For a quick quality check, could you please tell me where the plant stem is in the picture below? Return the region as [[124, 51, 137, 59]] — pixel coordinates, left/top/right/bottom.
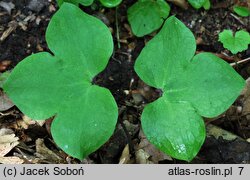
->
[[115, 7, 121, 49]]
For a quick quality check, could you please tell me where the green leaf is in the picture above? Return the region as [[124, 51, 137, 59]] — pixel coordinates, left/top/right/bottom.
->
[[141, 99, 205, 161], [0, 71, 10, 89], [3, 3, 118, 160], [135, 16, 245, 161], [57, 0, 122, 7], [233, 6, 250, 17], [219, 30, 250, 54], [57, 0, 94, 6], [127, 0, 170, 37], [99, 0, 122, 8], [57, 0, 64, 6], [203, 0, 210, 10], [188, 0, 210, 9]]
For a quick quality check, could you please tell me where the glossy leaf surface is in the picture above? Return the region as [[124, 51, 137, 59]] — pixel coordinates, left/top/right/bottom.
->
[[3, 3, 118, 160], [188, 0, 210, 9], [128, 0, 170, 37], [135, 16, 245, 161], [99, 0, 122, 8]]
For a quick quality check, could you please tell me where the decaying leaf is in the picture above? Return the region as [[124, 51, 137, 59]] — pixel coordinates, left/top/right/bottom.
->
[[206, 124, 239, 141], [0, 61, 11, 72], [35, 138, 63, 163], [241, 78, 250, 116], [0, 91, 14, 111], [138, 130, 172, 163], [135, 149, 152, 164], [0, 156, 24, 164], [0, 128, 19, 157], [204, 124, 250, 163], [119, 144, 130, 164], [22, 115, 46, 127]]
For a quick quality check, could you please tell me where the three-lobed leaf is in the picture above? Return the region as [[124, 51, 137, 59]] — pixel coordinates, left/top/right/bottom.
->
[[219, 29, 250, 54], [127, 0, 170, 37], [3, 0, 246, 162], [3, 3, 118, 160], [135, 16, 245, 161]]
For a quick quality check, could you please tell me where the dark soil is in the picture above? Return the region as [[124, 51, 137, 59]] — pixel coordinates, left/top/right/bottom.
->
[[0, 0, 250, 164]]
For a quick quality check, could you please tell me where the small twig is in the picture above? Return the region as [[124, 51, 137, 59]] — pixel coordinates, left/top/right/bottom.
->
[[115, 7, 121, 49], [112, 56, 121, 64], [0, 111, 14, 117], [116, 51, 132, 62], [230, 13, 245, 26], [0, 21, 17, 41], [230, 57, 250, 67], [233, 54, 239, 70], [118, 107, 134, 154], [119, 118, 134, 154]]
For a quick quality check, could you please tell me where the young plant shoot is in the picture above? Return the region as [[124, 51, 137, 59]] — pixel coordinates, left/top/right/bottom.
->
[[219, 30, 250, 54]]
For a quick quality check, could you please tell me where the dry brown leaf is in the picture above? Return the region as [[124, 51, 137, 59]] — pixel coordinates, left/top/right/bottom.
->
[[0, 21, 17, 42], [8, 115, 45, 131], [22, 115, 46, 127], [166, 0, 188, 9], [119, 144, 130, 164], [35, 138, 63, 163], [135, 149, 152, 164], [0, 60, 11, 72], [0, 128, 19, 157], [241, 78, 250, 115], [207, 124, 240, 141], [0, 156, 24, 164], [0, 91, 14, 111], [137, 130, 172, 163], [0, 128, 13, 136]]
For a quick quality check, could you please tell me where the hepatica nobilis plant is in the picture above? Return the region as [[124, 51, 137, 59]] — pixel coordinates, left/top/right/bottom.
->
[[3, 3, 245, 161], [134, 16, 245, 161], [3, 3, 118, 159]]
